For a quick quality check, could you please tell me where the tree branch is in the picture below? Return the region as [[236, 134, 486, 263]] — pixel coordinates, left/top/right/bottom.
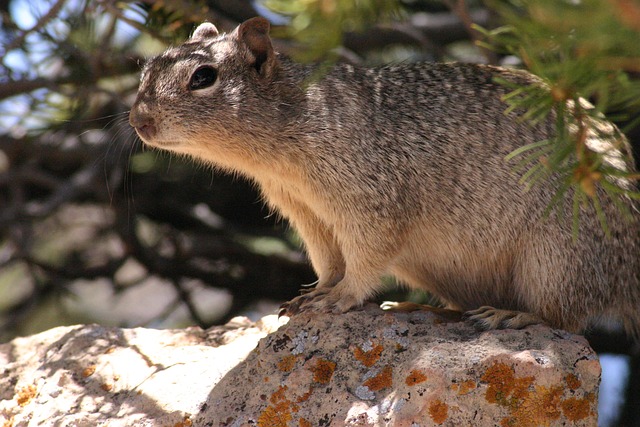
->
[[2, 0, 67, 54]]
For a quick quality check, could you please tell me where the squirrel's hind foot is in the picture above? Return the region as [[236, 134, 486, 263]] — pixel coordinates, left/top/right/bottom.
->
[[463, 306, 544, 331], [381, 302, 463, 322], [279, 287, 362, 317]]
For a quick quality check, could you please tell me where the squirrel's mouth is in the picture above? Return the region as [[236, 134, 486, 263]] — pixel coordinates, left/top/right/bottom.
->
[[132, 127, 181, 149], [133, 124, 156, 142], [139, 138, 181, 149]]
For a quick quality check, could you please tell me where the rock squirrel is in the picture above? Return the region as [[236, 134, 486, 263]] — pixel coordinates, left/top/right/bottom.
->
[[129, 17, 640, 336]]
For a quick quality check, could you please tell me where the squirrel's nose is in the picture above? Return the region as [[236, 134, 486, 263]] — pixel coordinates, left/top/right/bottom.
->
[[129, 108, 157, 141]]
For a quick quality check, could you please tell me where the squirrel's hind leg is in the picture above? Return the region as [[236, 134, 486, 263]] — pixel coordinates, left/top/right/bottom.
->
[[463, 306, 544, 331]]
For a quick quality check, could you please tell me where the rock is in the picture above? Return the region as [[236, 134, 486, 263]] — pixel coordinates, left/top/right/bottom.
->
[[0, 305, 599, 426]]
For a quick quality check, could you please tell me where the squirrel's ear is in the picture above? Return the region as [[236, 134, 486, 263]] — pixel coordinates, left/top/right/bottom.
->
[[191, 22, 219, 41], [235, 17, 275, 77]]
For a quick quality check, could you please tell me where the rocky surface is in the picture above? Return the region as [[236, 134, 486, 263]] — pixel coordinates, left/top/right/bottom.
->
[[0, 304, 599, 426]]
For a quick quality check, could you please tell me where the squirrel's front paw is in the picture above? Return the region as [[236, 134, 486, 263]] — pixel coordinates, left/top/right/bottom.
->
[[279, 288, 361, 317]]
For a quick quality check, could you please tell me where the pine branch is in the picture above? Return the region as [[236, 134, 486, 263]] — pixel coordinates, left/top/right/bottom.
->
[[479, 0, 640, 226]]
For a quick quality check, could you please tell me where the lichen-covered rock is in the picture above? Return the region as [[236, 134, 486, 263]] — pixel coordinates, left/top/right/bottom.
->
[[0, 305, 599, 426], [206, 305, 599, 426]]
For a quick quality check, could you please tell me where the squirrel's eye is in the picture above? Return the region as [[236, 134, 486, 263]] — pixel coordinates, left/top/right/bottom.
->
[[189, 66, 218, 90]]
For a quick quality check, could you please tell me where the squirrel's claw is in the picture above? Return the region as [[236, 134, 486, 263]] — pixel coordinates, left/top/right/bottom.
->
[[278, 295, 307, 317], [279, 287, 361, 317], [279, 288, 329, 317]]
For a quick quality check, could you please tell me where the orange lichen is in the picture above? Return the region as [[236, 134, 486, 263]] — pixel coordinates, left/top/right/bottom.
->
[[561, 394, 594, 421], [460, 379, 477, 395], [428, 399, 448, 424], [481, 361, 595, 425], [482, 362, 519, 405], [296, 386, 313, 403], [565, 373, 581, 390], [405, 369, 428, 386], [2, 416, 14, 427], [173, 417, 192, 427], [299, 418, 312, 427], [500, 418, 514, 427], [101, 383, 113, 392], [16, 385, 37, 407], [353, 343, 384, 367], [508, 385, 562, 427], [270, 385, 289, 405], [451, 379, 476, 395], [511, 376, 534, 401], [257, 405, 292, 427], [277, 355, 297, 372], [82, 365, 96, 378], [259, 386, 296, 427], [363, 365, 393, 391], [309, 359, 336, 384]]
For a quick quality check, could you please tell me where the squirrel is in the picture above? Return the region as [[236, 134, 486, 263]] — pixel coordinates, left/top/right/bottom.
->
[[129, 17, 640, 336]]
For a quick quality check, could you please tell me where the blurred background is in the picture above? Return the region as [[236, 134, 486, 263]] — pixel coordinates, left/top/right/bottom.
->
[[0, 0, 638, 425]]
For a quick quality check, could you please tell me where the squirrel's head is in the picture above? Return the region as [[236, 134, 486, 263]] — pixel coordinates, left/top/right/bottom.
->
[[129, 17, 289, 169]]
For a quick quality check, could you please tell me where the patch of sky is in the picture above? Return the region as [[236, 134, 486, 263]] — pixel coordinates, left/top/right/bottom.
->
[[253, 0, 290, 25], [0, 0, 146, 135], [10, 0, 39, 30], [598, 354, 630, 427]]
